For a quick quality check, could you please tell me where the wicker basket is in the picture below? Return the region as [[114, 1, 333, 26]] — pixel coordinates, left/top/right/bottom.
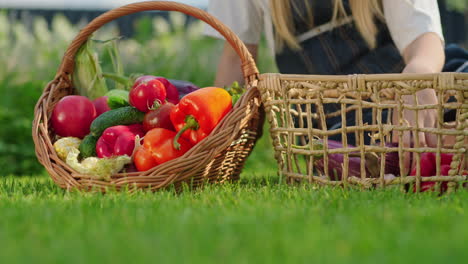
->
[[32, 1, 263, 192], [258, 73, 468, 191]]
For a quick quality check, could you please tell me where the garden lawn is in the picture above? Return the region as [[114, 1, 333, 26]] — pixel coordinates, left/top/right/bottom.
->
[[1, 170, 467, 263]]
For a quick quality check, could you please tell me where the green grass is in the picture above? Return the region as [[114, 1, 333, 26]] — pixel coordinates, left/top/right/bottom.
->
[[1, 175, 467, 264], [1, 113, 467, 264]]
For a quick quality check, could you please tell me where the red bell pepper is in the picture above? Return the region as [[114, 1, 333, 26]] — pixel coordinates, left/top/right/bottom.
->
[[134, 128, 193, 171], [96, 124, 145, 158], [134, 147, 158, 172], [170, 87, 232, 149]]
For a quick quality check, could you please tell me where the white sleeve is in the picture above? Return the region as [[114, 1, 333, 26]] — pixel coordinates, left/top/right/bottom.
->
[[383, 0, 445, 54], [203, 0, 263, 44]]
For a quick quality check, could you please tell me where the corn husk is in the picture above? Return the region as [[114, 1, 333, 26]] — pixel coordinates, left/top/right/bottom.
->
[[106, 39, 126, 90], [72, 40, 108, 99]]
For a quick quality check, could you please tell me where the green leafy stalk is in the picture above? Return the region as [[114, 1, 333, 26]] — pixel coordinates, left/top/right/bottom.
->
[[102, 72, 132, 88]]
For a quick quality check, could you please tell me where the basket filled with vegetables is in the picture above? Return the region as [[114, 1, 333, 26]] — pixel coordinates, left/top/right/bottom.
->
[[32, 1, 263, 192], [258, 73, 468, 193]]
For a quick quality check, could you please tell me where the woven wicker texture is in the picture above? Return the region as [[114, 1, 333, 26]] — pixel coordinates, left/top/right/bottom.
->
[[32, 1, 263, 192], [258, 73, 468, 191]]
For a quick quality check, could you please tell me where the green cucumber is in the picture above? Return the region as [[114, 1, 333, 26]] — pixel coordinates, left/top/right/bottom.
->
[[90, 106, 145, 137], [79, 135, 99, 158]]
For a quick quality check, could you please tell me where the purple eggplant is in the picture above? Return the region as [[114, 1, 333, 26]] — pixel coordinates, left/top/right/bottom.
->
[[168, 79, 200, 99], [314, 140, 400, 180]]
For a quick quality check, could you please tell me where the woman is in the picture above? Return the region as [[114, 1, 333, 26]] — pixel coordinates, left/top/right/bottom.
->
[[205, 0, 463, 167]]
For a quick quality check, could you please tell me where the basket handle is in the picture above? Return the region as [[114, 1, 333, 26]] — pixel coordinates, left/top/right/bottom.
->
[[57, 1, 259, 84]]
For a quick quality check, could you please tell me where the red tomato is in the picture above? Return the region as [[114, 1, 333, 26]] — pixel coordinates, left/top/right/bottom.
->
[[143, 103, 175, 132], [133, 75, 179, 104], [132, 75, 155, 89], [92, 96, 111, 117], [155, 77, 179, 104], [129, 79, 167, 112], [51, 95, 96, 138]]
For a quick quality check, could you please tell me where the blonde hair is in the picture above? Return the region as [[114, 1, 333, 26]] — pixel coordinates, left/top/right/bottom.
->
[[270, 0, 384, 52]]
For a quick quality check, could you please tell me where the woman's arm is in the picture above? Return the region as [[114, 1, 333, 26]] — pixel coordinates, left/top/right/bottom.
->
[[384, 0, 446, 171], [399, 31, 444, 148], [214, 42, 258, 87], [393, 32, 445, 171], [402, 32, 445, 74]]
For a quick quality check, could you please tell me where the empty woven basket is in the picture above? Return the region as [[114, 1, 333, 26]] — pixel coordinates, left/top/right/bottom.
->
[[258, 72, 468, 192]]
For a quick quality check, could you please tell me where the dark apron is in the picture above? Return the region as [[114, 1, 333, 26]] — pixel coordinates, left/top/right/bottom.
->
[[275, 0, 467, 145], [275, 0, 405, 75]]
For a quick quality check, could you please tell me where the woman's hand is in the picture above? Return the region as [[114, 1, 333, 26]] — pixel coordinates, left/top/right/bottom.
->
[[392, 32, 445, 172], [393, 87, 438, 146]]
